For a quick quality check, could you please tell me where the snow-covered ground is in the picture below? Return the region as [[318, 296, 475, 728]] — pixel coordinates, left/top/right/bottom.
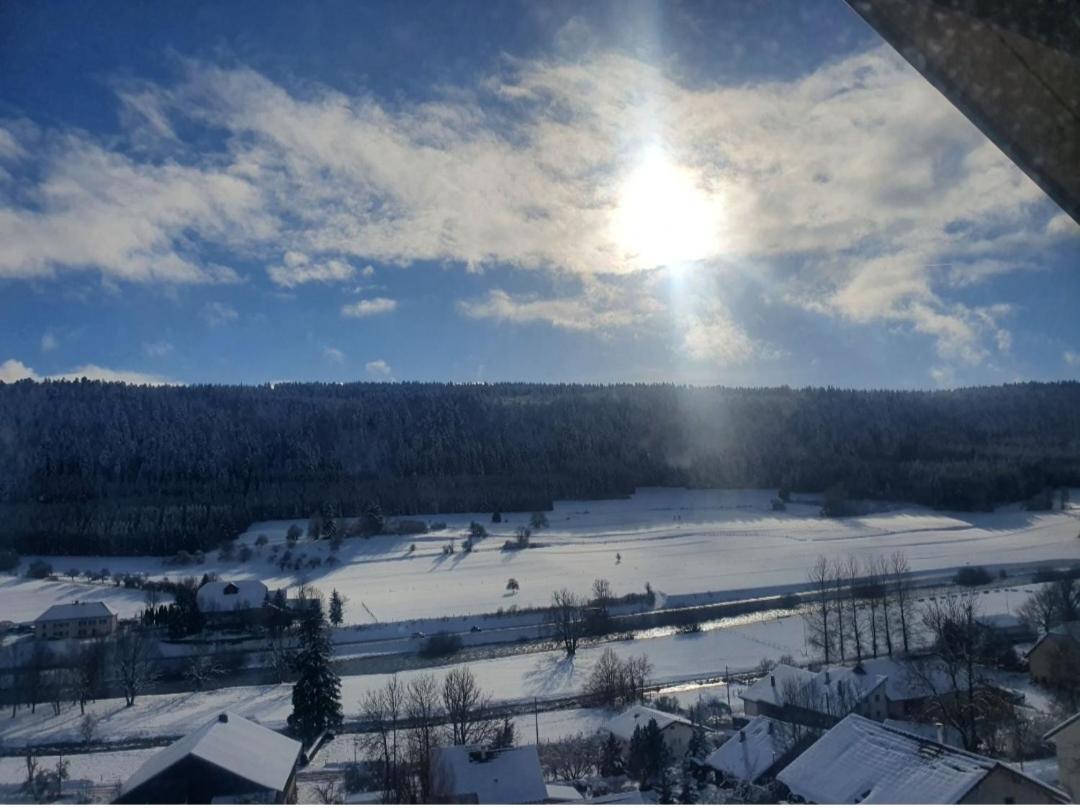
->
[[6, 488, 1080, 625]]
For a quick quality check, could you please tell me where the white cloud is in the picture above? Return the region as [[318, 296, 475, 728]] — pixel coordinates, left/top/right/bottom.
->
[[1066, 350, 1080, 368], [40, 330, 58, 352], [342, 297, 397, 318], [0, 43, 1067, 366], [267, 252, 357, 288], [201, 301, 239, 326], [0, 357, 175, 385], [52, 364, 176, 385], [360, 265, 375, 278], [365, 359, 391, 376], [929, 366, 957, 388], [0, 358, 39, 382], [142, 340, 174, 357], [323, 346, 345, 363]]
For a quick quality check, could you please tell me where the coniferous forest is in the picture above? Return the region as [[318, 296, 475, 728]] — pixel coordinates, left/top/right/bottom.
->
[[2, 380, 1080, 556]]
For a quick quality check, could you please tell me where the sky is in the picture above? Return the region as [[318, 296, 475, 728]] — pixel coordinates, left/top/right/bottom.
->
[[1, 0, 1078, 389]]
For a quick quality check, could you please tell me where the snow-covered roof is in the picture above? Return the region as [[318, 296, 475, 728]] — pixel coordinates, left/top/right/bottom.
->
[[740, 664, 815, 708], [1045, 710, 1080, 741], [778, 714, 1063, 804], [121, 712, 301, 797], [705, 716, 796, 784], [196, 580, 268, 612], [882, 719, 964, 748], [857, 656, 965, 702], [431, 745, 547, 804], [585, 791, 645, 804], [741, 663, 885, 713], [35, 601, 116, 622], [602, 705, 691, 742], [546, 783, 585, 803]]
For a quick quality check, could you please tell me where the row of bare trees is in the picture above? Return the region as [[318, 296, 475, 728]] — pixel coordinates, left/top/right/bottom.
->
[[3, 627, 159, 720], [358, 665, 511, 803], [805, 551, 915, 665]]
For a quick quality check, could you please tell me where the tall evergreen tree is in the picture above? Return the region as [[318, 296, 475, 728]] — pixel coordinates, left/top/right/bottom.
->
[[328, 589, 345, 627], [287, 605, 342, 746]]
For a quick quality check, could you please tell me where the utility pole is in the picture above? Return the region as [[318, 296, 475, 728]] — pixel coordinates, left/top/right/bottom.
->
[[725, 666, 731, 713], [534, 698, 540, 745]]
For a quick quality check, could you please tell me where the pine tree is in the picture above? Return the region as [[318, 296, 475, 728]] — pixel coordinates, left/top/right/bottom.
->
[[599, 732, 623, 776], [329, 589, 345, 627], [287, 606, 342, 746]]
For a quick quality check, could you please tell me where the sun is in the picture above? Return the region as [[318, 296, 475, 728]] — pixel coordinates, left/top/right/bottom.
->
[[609, 146, 723, 270]]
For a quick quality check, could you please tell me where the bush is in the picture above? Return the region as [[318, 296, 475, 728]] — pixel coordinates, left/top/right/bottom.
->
[[955, 565, 994, 587], [779, 593, 801, 610], [419, 632, 463, 658], [26, 559, 53, 579], [530, 512, 549, 530], [0, 548, 19, 573], [675, 621, 702, 634], [468, 521, 487, 539], [238, 545, 254, 562], [492, 511, 502, 523]]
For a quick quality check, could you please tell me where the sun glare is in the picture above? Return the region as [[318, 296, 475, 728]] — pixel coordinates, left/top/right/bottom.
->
[[610, 146, 723, 270]]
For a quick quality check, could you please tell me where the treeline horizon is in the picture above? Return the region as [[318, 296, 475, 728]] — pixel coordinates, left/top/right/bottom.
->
[[2, 379, 1079, 557]]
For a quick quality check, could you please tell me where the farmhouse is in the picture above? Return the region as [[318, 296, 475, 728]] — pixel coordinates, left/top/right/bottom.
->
[[430, 745, 548, 804], [777, 713, 1067, 804], [115, 712, 301, 804], [1028, 622, 1080, 688], [704, 716, 805, 786], [196, 579, 269, 625], [33, 601, 117, 640], [1044, 710, 1080, 799], [602, 705, 696, 757]]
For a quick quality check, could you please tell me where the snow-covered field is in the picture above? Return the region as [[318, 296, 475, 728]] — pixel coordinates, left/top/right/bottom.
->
[[5, 488, 1080, 625]]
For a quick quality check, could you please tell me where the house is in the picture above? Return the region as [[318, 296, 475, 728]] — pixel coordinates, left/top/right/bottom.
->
[[430, 745, 548, 804], [777, 714, 1068, 804], [1044, 711, 1080, 799], [34, 601, 117, 640], [1028, 622, 1080, 687], [980, 613, 1037, 645], [196, 580, 269, 626], [857, 655, 971, 721], [601, 706, 696, 757], [115, 712, 301, 804], [741, 663, 887, 728], [704, 716, 805, 786]]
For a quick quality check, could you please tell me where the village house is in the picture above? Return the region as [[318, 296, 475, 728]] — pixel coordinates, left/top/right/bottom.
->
[[741, 663, 888, 728], [704, 716, 806, 787], [777, 713, 1068, 804], [196, 579, 269, 626], [1028, 622, 1080, 688], [115, 712, 301, 804], [1043, 710, 1080, 799], [33, 601, 117, 640], [601, 705, 696, 757], [430, 745, 548, 804]]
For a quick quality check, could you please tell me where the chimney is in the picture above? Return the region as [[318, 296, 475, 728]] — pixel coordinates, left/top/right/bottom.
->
[[218, 713, 229, 723], [935, 722, 945, 744], [770, 675, 775, 687], [739, 730, 746, 742]]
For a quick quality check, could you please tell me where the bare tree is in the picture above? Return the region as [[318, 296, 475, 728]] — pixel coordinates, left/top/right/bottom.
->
[[265, 633, 292, 684], [551, 589, 583, 657], [184, 654, 224, 692], [845, 556, 864, 662], [907, 593, 983, 749], [831, 557, 847, 662], [405, 673, 443, 803], [539, 733, 601, 781], [591, 578, 613, 606], [73, 639, 107, 714], [360, 676, 407, 803], [1019, 584, 1061, 635], [442, 666, 496, 746], [891, 550, 913, 654], [112, 627, 158, 707], [806, 556, 832, 665]]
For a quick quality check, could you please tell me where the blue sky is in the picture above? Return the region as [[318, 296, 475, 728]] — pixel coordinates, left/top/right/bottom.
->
[[1, 0, 1078, 388]]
